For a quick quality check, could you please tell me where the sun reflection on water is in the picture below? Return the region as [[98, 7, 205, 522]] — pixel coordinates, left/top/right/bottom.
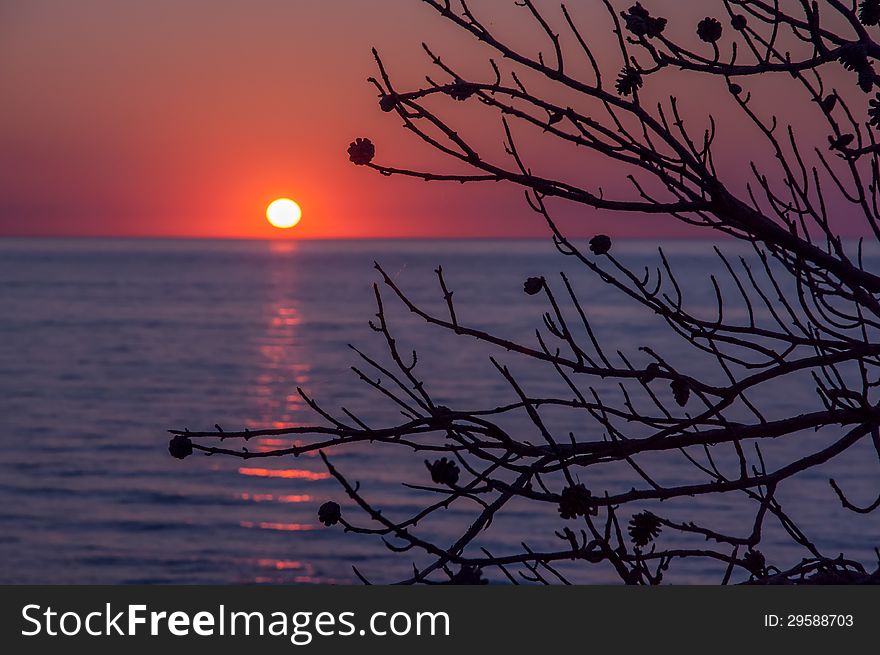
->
[[250, 557, 339, 584], [230, 244, 331, 582], [256, 558, 305, 570], [238, 467, 328, 481], [238, 493, 312, 503], [240, 521, 315, 531]]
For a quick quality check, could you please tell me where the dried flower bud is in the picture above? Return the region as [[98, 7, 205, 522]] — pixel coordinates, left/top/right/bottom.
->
[[860, 0, 880, 26], [589, 234, 612, 255], [168, 434, 193, 460], [628, 511, 662, 547], [743, 549, 766, 577], [697, 17, 723, 43], [347, 138, 375, 165], [671, 377, 690, 406], [731, 14, 748, 31], [621, 3, 667, 39], [615, 67, 643, 97], [425, 457, 460, 486], [318, 501, 342, 527], [450, 565, 487, 585], [523, 276, 544, 295], [558, 483, 597, 520], [838, 44, 869, 73]]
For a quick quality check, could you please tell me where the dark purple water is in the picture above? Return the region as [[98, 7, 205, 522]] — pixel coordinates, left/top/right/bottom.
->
[[0, 238, 877, 583]]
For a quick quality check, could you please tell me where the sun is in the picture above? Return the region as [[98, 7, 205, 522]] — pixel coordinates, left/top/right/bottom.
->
[[266, 198, 302, 229]]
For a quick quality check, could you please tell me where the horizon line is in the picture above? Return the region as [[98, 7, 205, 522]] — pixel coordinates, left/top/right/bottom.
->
[[0, 233, 746, 242]]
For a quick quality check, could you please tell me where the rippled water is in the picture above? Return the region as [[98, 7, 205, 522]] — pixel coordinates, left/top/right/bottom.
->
[[0, 238, 877, 584]]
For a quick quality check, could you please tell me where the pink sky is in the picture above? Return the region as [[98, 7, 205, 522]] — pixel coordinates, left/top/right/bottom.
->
[[0, 1, 866, 239]]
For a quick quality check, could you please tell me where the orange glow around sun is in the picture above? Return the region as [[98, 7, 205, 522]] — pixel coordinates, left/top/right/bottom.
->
[[266, 198, 302, 229]]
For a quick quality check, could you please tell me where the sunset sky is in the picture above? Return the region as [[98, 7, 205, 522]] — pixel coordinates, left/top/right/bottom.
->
[[0, 1, 866, 239]]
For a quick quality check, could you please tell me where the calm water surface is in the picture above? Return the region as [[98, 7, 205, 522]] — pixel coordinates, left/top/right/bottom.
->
[[0, 238, 877, 583]]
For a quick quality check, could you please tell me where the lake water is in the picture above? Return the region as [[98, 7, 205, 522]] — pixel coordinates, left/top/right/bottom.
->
[[0, 238, 877, 584]]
